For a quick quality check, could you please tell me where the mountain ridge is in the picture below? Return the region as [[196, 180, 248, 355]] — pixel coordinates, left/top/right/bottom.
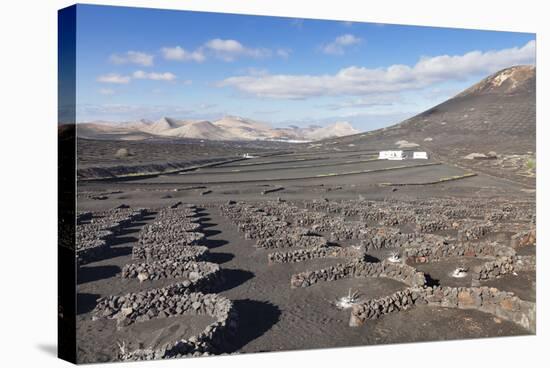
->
[[317, 65, 535, 185], [76, 115, 360, 142]]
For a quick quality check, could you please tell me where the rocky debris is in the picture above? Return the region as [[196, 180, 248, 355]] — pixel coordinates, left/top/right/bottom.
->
[[395, 140, 419, 148], [513, 255, 536, 272], [457, 221, 493, 242], [510, 228, 536, 249], [464, 152, 497, 160], [415, 218, 449, 233]]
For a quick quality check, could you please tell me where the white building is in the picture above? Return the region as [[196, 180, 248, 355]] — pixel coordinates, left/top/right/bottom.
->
[[413, 151, 428, 159], [379, 150, 404, 160], [379, 150, 428, 160]]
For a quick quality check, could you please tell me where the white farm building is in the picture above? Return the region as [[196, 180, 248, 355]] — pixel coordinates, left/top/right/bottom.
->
[[378, 150, 428, 160], [379, 150, 404, 160], [413, 151, 428, 159]]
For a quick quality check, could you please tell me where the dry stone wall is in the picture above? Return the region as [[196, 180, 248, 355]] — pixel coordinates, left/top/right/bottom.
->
[[290, 260, 426, 289], [268, 245, 364, 263], [119, 291, 237, 360], [471, 254, 536, 285], [220, 201, 329, 249], [91, 203, 237, 360], [350, 286, 535, 333], [349, 288, 422, 325], [220, 198, 536, 339], [257, 234, 328, 249], [403, 241, 515, 263], [121, 259, 220, 282], [132, 244, 208, 262], [76, 207, 146, 264]]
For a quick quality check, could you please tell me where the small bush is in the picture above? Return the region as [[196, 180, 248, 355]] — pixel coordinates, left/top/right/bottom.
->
[[526, 159, 536, 170]]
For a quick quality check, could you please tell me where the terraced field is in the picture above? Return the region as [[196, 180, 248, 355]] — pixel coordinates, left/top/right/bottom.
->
[[76, 149, 536, 362]]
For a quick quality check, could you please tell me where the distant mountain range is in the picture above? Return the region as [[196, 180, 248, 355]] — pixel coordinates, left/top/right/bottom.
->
[[76, 115, 360, 142]]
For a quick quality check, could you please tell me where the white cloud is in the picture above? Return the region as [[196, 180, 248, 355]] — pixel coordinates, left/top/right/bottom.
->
[[205, 39, 244, 54], [321, 34, 362, 55], [97, 73, 131, 84], [204, 38, 271, 61], [99, 88, 115, 95], [161, 46, 205, 62], [276, 48, 292, 59], [162, 39, 288, 62], [218, 40, 536, 99], [97, 70, 177, 84], [132, 70, 177, 81], [109, 51, 154, 66]]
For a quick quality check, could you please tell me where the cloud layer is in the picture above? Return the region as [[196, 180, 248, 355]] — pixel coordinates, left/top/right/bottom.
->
[[97, 73, 131, 84], [161, 39, 289, 63], [98, 70, 177, 84], [321, 34, 362, 55], [132, 70, 177, 81], [161, 46, 205, 62], [109, 51, 154, 66], [218, 40, 535, 99]]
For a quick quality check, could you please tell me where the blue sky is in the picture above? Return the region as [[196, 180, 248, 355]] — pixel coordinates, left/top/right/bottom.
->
[[74, 4, 535, 131]]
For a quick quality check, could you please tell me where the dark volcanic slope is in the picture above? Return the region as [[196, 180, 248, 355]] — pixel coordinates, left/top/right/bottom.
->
[[323, 66, 536, 186], [77, 138, 294, 180], [401, 65, 535, 153]]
